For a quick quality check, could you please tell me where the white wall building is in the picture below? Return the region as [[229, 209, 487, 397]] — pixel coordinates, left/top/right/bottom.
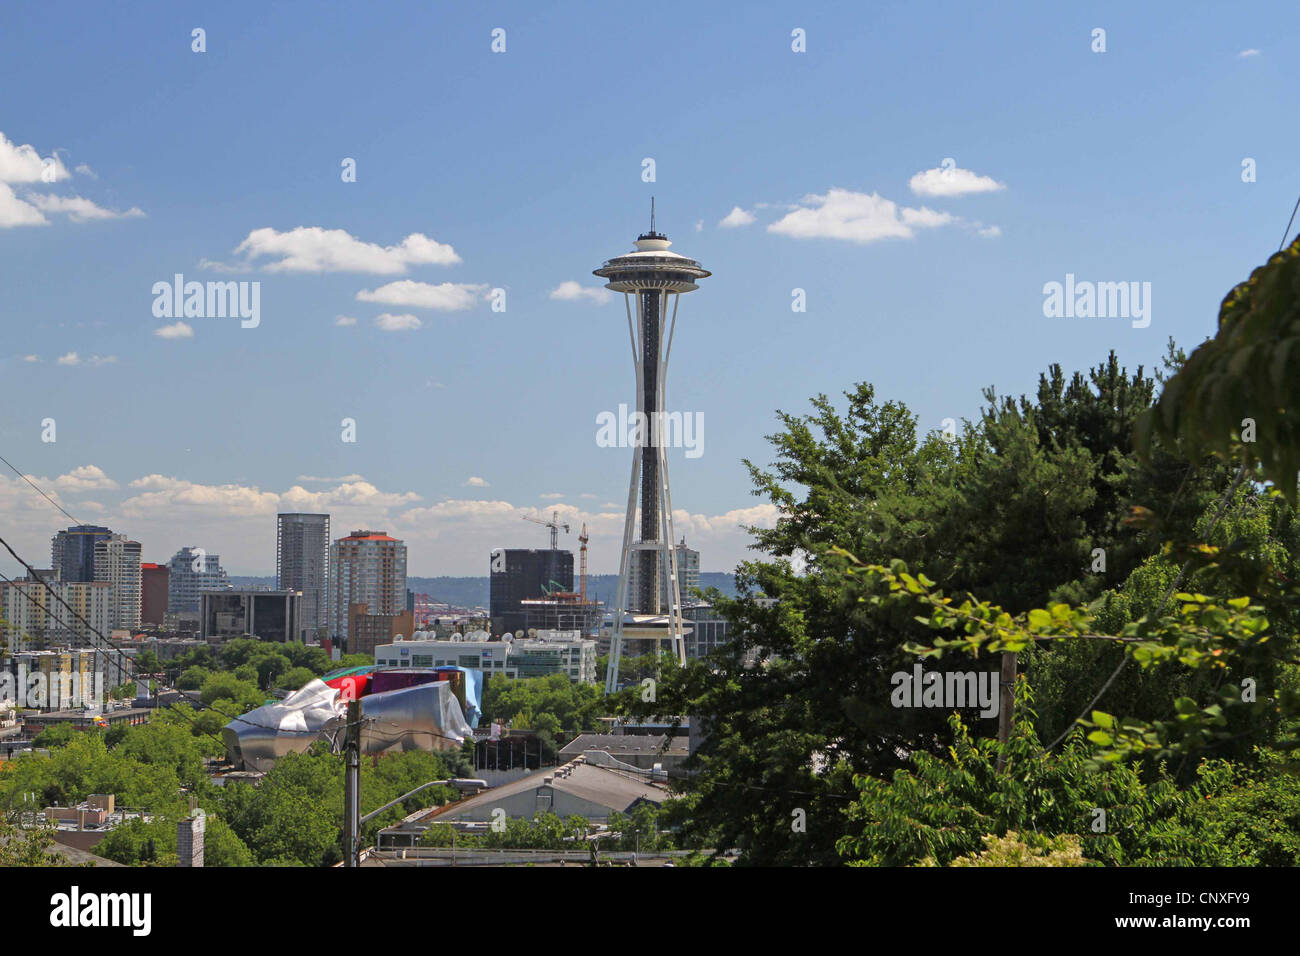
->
[[0, 579, 113, 652], [375, 629, 597, 684], [94, 535, 142, 631], [167, 546, 230, 614]]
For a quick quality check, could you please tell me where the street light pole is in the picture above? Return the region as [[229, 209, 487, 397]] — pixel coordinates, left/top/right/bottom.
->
[[344, 769, 487, 868], [343, 700, 361, 867]]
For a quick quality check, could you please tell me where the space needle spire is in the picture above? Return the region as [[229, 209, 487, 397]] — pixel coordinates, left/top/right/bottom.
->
[[594, 204, 711, 693]]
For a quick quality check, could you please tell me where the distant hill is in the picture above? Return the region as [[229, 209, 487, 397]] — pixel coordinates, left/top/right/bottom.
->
[[229, 572, 739, 609], [407, 572, 739, 609], [229, 576, 276, 589]]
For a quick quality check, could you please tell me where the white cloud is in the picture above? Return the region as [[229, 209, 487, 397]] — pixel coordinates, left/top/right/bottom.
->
[[233, 226, 461, 273], [977, 224, 1002, 238], [374, 313, 422, 332], [55, 352, 117, 366], [123, 476, 282, 517], [539, 493, 565, 500], [154, 321, 194, 339], [334, 315, 358, 327], [26, 193, 145, 222], [54, 465, 118, 492], [0, 133, 139, 230], [1239, 48, 1261, 57], [0, 132, 68, 184], [22, 354, 39, 363], [278, 481, 421, 511], [464, 476, 490, 488], [718, 206, 756, 228], [196, 257, 250, 274], [909, 165, 1006, 198], [768, 188, 955, 243], [358, 280, 487, 311], [0, 183, 47, 227], [669, 503, 781, 537], [693, 219, 703, 232], [549, 281, 612, 304], [74, 163, 97, 179], [121, 476, 420, 520], [0, 457, 779, 577]]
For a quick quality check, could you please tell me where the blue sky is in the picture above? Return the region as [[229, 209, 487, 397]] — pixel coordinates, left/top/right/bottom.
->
[[1, 0, 1296, 576]]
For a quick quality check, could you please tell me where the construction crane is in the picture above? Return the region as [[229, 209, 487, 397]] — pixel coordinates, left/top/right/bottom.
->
[[578, 523, 589, 602], [522, 510, 569, 550]]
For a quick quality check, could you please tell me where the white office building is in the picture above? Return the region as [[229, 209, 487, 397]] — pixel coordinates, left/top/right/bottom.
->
[[94, 535, 143, 631], [167, 547, 230, 614], [375, 629, 597, 684]]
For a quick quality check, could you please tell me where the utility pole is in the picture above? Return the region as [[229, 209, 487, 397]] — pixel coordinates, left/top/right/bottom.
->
[[343, 764, 487, 868], [343, 699, 361, 867], [995, 651, 1017, 773]]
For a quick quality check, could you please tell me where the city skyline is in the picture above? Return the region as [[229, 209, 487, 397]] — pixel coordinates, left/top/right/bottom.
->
[[2, 2, 1296, 579]]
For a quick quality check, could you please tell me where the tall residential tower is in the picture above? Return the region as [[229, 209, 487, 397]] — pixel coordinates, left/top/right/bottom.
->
[[93, 534, 142, 631], [277, 513, 330, 641], [329, 530, 407, 648], [51, 525, 112, 583]]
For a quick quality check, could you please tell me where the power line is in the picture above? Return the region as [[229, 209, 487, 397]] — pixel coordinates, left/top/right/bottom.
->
[[1044, 462, 1251, 753], [1041, 186, 1299, 755], [0, 452, 84, 527], [0, 533, 136, 675], [1279, 191, 1300, 252]]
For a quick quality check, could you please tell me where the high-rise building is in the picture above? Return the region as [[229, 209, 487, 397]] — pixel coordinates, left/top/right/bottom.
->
[[51, 525, 112, 583], [489, 548, 574, 635], [166, 547, 230, 614], [94, 535, 143, 631], [276, 513, 330, 642], [594, 209, 710, 691], [140, 563, 169, 626], [0, 576, 113, 652], [329, 531, 407, 647], [628, 537, 700, 609]]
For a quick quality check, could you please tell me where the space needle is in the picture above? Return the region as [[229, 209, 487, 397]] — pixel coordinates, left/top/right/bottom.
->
[[595, 201, 711, 693]]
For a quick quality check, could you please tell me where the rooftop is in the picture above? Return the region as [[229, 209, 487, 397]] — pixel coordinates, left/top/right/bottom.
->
[[559, 733, 687, 757], [341, 529, 399, 542], [422, 757, 669, 823]]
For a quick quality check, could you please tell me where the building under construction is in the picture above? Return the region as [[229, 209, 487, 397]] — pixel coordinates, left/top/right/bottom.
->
[[492, 515, 601, 637], [520, 591, 602, 636], [489, 549, 573, 635]]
